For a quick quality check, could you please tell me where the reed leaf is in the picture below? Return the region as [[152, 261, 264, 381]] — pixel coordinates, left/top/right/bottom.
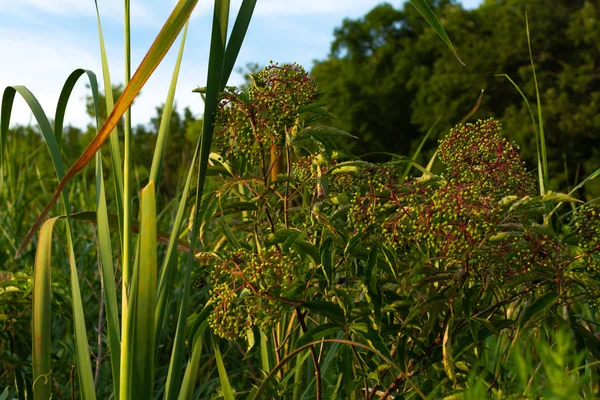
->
[[17, 0, 200, 257]]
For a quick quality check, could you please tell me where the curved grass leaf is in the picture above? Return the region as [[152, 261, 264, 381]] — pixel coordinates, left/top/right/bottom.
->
[[93, 0, 125, 247], [32, 218, 59, 399], [178, 319, 209, 400], [213, 337, 235, 400], [95, 152, 121, 397], [296, 323, 342, 348], [409, 0, 464, 65], [165, 0, 256, 397], [0, 85, 95, 398], [16, 0, 200, 258], [519, 292, 558, 330], [121, 182, 157, 399], [149, 22, 189, 185], [251, 339, 424, 400]]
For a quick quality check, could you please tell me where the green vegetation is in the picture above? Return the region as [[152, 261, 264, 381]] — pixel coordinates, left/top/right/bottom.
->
[[1, 0, 600, 399], [312, 0, 600, 195]]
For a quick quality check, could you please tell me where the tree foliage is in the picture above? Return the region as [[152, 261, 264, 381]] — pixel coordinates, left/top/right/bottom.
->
[[311, 0, 600, 194]]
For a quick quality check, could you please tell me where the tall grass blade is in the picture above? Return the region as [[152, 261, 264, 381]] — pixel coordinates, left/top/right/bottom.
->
[[526, 12, 549, 194], [95, 152, 121, 397], [155, 138, 200, 346], [54, 69, 99, 148], [164, 0, 240, 397], [122, 0, 133, 312], [0, 86, 96, 397], [496, 73, 544, 195], [401, 115, 441, 182], [32, 218, 58, 399], [458, 89, 484, 125], [222, 0, 257, 84], [177, 306, 212, 400], [409, 0, 464, 65], [93, 0, 125, 241], [212, 337, 235, 400], [149, 22, 189, 184], [17, 0, 200, 257], [121, 182, 157, 399]]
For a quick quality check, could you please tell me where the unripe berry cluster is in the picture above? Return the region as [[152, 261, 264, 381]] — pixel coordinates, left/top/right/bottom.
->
[[214, 62, 319, 167], [208, 248, 300, 340], [342, 119, 551, 283], [570, 204, 600, 278], [439, 118, 536, 199]]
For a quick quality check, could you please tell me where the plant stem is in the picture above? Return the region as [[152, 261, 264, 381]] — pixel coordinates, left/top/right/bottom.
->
[[295, 308, 322, 400]]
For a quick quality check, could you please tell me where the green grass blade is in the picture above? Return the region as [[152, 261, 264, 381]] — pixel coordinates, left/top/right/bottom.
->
[[122, 181, 157, 400], [251, 339, 424, 400], [0, 85, 96, 398], [177, 310, 210, 400], [409, 0, 463, 65], [93, 0, 125, 244], [52, 66, 122, 396], [222, 0, 257, 84], [1, 87, 65, 181], [212, 337, 235, 400], [496, 73, 545, 195], [54, 69, 100, 148], [149, 21, 189, 184], [545, 167, 600, 224], [66, 224, 97, 399], [526, 12, 549, 195], [122, 0, 134, 311], [164, 1, 232, 397], [95, 152, 121, 397], [401, 115, 441, 183], [17, 0, 200, 256], [67, 211, 192, 253], [260, 329, 270, 374], [155, 138, 200, 347], [32, 218, 59, 399]]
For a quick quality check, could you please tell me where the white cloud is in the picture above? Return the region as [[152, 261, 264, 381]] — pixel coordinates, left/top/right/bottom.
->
[[253, 0, 383, 16], [187, 0, 379, 19], [0, 30, 99, 128], [0, 0, 161, 27], [0, 25, 214, 130]]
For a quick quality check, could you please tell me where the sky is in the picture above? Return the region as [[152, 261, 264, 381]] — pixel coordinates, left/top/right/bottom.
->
[[0, 0, 482, 129]]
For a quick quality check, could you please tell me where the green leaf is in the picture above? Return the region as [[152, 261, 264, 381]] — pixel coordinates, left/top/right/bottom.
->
[[95, 152, 121, 397], [293, 241, 320, 265], [296, 323, 343, 348], [17, 0, 201, 256], [149, 22, 190, 185], [295, 126, 357, 143], [409, 0, 464, 65], [213, 337, 236, 400], [32, 218, 58, 400], [320, 237, 333, 285], [222, 0, 257, 84], [540, 191, 582, 204], [178, 317, 210, 400], [519, 292, 559, 329], [265, 229, 300, 247], [349, 322, 390, 358], [123, 181, 157, 399], [442, 322, 456, 384], [303, 301, 345, 325]]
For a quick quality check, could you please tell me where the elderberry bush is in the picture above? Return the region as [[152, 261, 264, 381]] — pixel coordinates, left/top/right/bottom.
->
[[197, 63, 600, 398]]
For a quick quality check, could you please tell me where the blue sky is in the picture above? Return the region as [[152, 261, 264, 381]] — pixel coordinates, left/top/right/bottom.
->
[[0, 0, 481, 128]]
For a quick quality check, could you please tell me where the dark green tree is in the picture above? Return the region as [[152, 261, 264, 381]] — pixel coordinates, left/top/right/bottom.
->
[[312, 0, 600, 195]]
